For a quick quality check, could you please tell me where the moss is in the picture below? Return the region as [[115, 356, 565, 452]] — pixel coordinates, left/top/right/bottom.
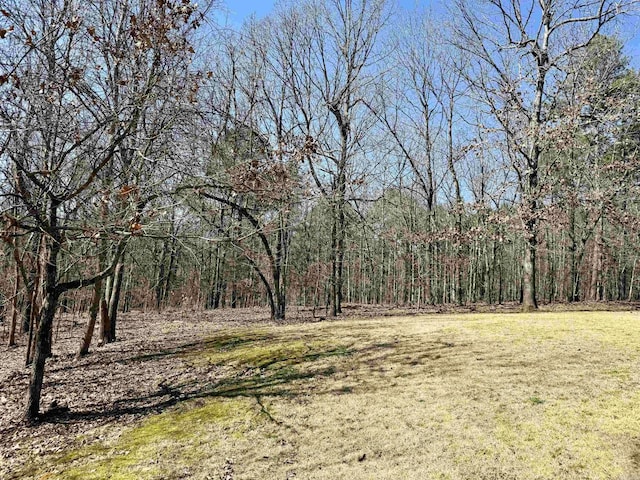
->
[[47, 399, 251, 480], [189, 331, 351, 370], [36, 333, 352, 480]]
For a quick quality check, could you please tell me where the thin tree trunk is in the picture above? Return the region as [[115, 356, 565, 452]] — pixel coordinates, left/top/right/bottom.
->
[[330, 201, 339, 317], [629, 257, 636, 301], [8, 256, 20, 347], [155, 239, 168, 309], [108, 262, 124, 341], [100, 271, 113, 344], [79, 234, 108, 355], [25, 288, 37, 366], [20, 239, 40, 335], [589, 216, 603, 301], [99, 297, 110, 345], [25, 287, 59, 420], [446, 100, 464, 306], [164, 239, 178, 306], [78, 278, 102, 357], [522, 210, 539, 311], [25, 236, 45, 366]]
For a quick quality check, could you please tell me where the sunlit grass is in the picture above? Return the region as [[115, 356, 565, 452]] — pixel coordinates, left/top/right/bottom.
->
[[20, 311, 640, 479]]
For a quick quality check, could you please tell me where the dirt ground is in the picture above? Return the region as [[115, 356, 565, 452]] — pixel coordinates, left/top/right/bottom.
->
[[1, 302, 639, 479]]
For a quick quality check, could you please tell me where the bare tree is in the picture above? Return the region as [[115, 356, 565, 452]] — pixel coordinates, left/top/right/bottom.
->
[[0, 0, 203, 420], [453, 0, 638, 310], [371, 11, 442, 303], [290, 0, 390, 316]]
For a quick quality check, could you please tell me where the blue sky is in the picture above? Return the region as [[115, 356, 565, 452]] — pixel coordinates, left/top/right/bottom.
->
[[221, 0, 639, 65], [224, 0, 275, 22], [223, 0, 435, 23]]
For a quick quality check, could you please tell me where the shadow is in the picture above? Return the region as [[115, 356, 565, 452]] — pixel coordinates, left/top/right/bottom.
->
[[38, 350, 344, 425], [116, 331, 275, 364], [45, 332, 275, 375], [35, 328, 466, 427]]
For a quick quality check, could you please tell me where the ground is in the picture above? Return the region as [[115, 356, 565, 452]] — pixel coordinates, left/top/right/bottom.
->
[[1, 304, 640, 479]]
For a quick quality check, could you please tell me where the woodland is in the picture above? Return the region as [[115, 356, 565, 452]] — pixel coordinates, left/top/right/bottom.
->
[[0, 0, 639, 455]]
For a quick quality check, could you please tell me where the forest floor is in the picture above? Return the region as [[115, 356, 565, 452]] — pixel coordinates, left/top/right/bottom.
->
[[1, 302, 640, 479]]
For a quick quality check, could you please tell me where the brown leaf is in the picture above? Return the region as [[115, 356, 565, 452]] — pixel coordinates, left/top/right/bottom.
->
[[118, 185, 138, 199]]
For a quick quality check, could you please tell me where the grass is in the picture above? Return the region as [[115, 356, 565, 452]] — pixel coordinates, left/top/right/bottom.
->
[[22, 311, 640, 479], [58, 399, 252, 480]]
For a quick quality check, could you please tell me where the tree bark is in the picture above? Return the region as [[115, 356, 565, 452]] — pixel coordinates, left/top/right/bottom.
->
[[522, 224, 538, 311], [8, 255, 20, 347], [108, 262, 124, 341], [100, 270, 113, 344], [79, 232, 108, 355], [78, 278, 102, 357], [99, 297, 111, 345], [155, 239, 169, 309], [589, 216, 604, 301], [25, 202, 61, 421]]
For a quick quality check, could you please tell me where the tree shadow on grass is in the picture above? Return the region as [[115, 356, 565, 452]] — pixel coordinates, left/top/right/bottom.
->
[[37, 328, 468, 426], [114, 331, 275, 364]]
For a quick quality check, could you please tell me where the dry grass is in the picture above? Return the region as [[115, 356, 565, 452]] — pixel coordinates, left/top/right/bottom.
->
[[19, 311, 640, 479]]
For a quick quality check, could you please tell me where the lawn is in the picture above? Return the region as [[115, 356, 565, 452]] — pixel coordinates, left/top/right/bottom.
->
[[9, 310, 640, 479]]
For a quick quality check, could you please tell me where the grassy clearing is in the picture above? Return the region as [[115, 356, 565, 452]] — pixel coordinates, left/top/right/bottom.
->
[[23, 311, 640, 479]]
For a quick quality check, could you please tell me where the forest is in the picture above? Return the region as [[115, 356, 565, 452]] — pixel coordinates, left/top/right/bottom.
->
[[1, 0, 640, 473]]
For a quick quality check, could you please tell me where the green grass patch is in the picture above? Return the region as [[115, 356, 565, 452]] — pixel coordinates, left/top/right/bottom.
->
[[46, 398, 253, 480], [189, 331, 352, 370]]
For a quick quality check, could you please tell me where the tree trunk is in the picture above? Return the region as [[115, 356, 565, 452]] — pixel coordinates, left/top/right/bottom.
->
[[273, 219, 289, 321], [25, 236, 46, 366], [79, 232, 109, 355], [629, 257, 637, 301], [99, 297, 111, 345], [445, 99, 464, 306], [100, 271, 113, 344], [272, 264, 286, 320], [25, 203, 61, 421], [21, 282, 33, 335], [21, 235, 40, 334], [155, 239, 168, 309], [164, 239, 178, 306], [78, 278, 102, 357], [522, 229, 538, 311], [275, 291, 286, 320], [330, 200, 340, 317], [8, 254, 20, 347], [336, 201, 345, 314], [589, 216, 603, 301], [25, 287, 59, 420], [108, 262, 124, 341], [24, 286, 37, 366]]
